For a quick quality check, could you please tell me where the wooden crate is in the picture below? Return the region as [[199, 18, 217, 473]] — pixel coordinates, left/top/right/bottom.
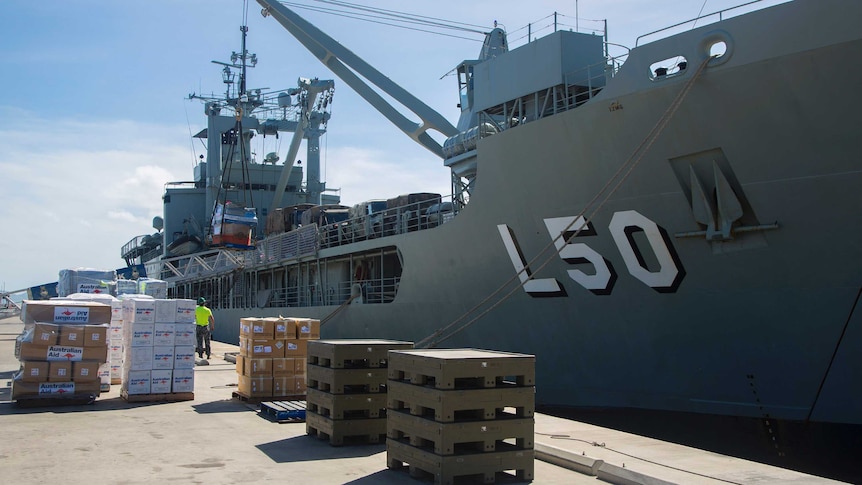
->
[[305, 411, 387, 446], [307, 339, 413, 368], [387, 380, 535, 423], [307, 364, 388, 394], [387, 438, 534, 485], [306, 387, 387, 419], [388, 349, 535, 389], [387, 410, 533, 455]]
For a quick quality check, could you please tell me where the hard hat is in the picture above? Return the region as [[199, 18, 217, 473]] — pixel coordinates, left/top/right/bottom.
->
[[197, 297, 206, 305]]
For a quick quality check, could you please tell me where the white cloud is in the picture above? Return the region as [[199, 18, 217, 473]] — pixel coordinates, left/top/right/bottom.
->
[[0, 110, 190, 291]]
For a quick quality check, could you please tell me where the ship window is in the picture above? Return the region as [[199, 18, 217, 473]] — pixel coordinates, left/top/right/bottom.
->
[[649, 56, 688, 80], [709, 41, 727, 59]]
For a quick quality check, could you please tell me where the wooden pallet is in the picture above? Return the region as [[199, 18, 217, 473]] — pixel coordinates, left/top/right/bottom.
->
[[387, 410, 534, 455], [387, 438, 534, 485], [306, 387, 388, 419], [121, 390, 194, 403], [307, 365, 388, 394], [307, 339, 414, 369], [260, 400, 307, 423], [387, 381, 535, 423], [14, 394, 98, 408], [388, 349, 535, 390], [305, 411, 386, 446]]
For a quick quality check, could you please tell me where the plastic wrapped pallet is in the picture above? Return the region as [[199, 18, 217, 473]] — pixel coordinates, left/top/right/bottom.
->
[[57, 268, 117, 297], [11, 301, 111, 401], [116, 279, 139, 296], [137, 278, 167, 299]]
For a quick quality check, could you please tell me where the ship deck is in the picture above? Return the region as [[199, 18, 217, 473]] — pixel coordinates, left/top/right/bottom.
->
[[0, 315, 845, 484]]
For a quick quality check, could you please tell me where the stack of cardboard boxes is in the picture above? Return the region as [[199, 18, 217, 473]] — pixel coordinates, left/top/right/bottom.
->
[[12, 300, 111, 401], [236, 316, 320, 399], [120, 297, 197, 397]]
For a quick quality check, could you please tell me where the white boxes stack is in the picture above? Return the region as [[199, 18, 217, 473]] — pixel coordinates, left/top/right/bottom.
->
[[120, 297, 197, 397], [108, 300, 124, 384]]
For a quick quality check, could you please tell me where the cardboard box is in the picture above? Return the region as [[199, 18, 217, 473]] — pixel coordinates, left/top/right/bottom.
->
[[108, 323, 123, 340], [296, 318, 320, 339], [238, 375, 272, 397], [154, 299, 177, 323], [245, 358, 272, 377], [239, 318, 258, 337], [12, 380, 100, 399], [126, 322, 154, 347], [84, 325, 108, 347], [31, 323, 60, 344], [123, 370, 151, 395], [123, 346, 153, 371], [274, 318, 296, 340], [122, 298, 155, 324], [292, 375, 307, 394], [109, 340, 123, 363], [59, 326, 86, 346], [283, 339, 308, 357], [272, 376, 293, 396], [153, 324, 175, 346], [151, 369, 173, 394], [49, 361, 72, 382], [173, 324, 196, 346], [239, 336, 248, 357], [272, 358, 295, 377], [98, 363, 110, 385], [175, 299, 196, 324], [22, 300, 112, 325], [152, 346, 175, 370], [86, 346, 108, 362], [294, 357, 307, 375], [19, 343, 107, 362], [110, 300, 123, 322], [251, 318, 275, 339], [110, 363, 122, 380], [19, 361, 49, 382], [248, 339, 284, 359], [174, 346, 196, 369], [172, 368, 195, 393], [73, 361, 100, 382]]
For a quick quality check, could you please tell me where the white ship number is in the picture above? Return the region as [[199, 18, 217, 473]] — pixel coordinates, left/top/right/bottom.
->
[[498, 210, 685, 296]]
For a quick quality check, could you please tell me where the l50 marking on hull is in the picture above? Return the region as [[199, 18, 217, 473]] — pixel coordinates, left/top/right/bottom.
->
[[498, 210, 685, 297]]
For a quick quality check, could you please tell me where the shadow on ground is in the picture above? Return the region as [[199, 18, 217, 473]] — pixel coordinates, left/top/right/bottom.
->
[[257, 435, 384, 463]]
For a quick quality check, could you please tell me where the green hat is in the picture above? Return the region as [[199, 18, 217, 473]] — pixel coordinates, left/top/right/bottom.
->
[[197, 297, 206, 305]]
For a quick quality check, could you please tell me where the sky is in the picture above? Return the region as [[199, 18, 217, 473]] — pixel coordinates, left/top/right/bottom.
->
[[0, 0, 789, 293]]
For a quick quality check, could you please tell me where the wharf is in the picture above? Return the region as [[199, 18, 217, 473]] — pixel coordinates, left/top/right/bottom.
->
[[0, 315, 846, 484]]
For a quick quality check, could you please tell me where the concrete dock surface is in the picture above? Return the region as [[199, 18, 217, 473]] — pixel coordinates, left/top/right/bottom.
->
[[0, 315, 848, 484]]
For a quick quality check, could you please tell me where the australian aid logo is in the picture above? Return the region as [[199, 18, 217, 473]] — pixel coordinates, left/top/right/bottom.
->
[[38, 382, 76, 395], [53, 307, 91, 323], [47, 345, 84, 361]]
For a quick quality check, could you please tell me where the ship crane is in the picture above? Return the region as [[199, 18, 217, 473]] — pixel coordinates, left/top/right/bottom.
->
[[257, 1, 507, 208], [257, 1, 458, 158]]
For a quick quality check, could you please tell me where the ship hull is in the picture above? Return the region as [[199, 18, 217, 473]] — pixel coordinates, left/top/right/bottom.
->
[[203, 1, 861, 426]]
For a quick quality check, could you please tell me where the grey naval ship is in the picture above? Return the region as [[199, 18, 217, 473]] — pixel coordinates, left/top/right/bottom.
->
[[122, 0, 861, 444]]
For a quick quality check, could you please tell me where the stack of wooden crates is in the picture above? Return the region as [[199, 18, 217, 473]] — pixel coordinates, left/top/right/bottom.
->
[[305, 339, 414, 445], [386, 349, 536, 484]]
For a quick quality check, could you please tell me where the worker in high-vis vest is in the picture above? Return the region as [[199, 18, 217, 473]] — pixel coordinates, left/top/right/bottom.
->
[[195, 297, 215, 359]]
